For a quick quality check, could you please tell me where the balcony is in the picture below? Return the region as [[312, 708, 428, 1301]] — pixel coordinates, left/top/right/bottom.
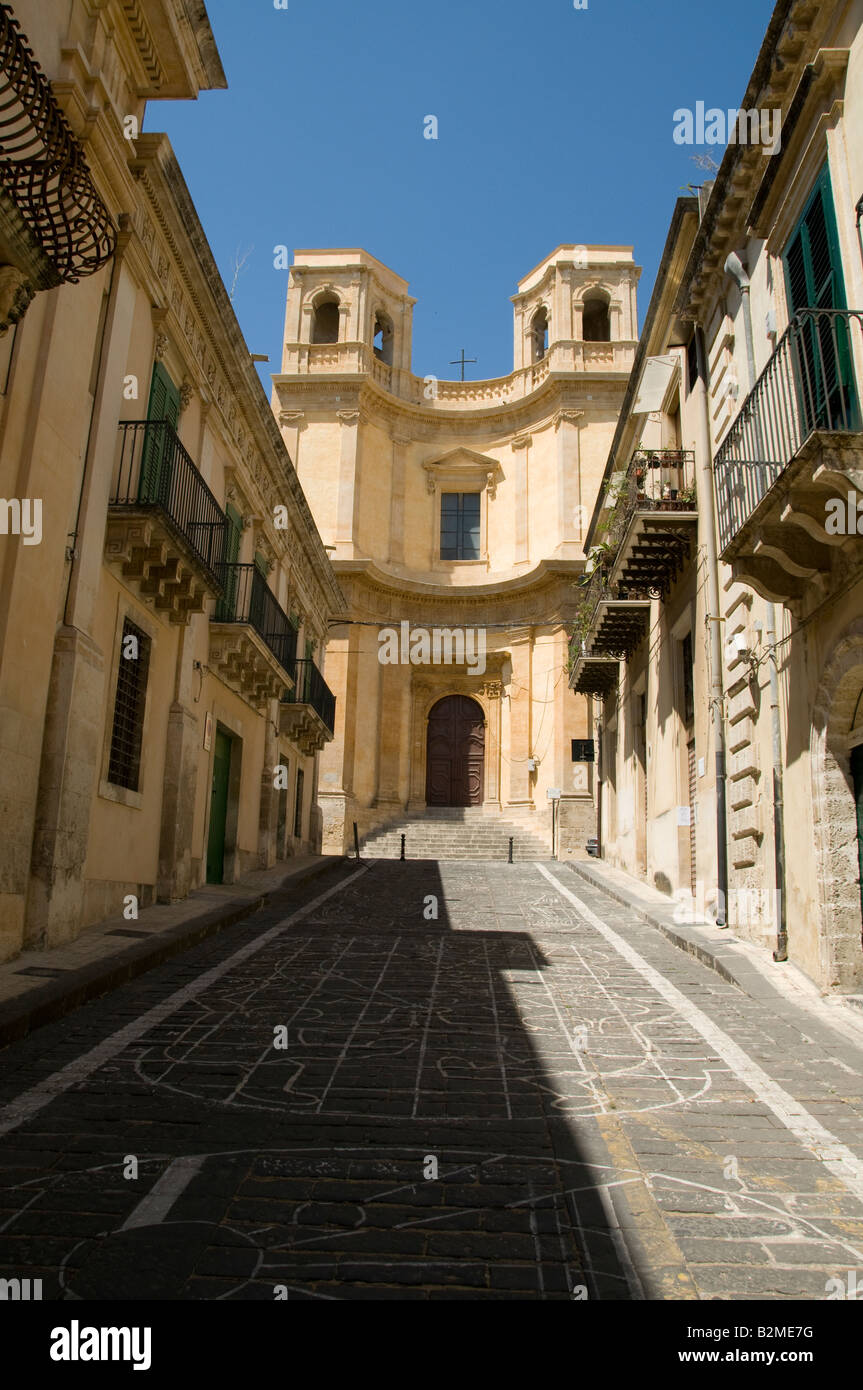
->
[[106, 421, 226, 623], [569, 566, 652, 683], [276, 337, 637, 412], [0, 7, 115, 329], [714, 308, 863, 603], [209, 564, 297, 709], [280, 659, 336, 753], [607, 450, 698, 596], [568, 640, 620, 698]]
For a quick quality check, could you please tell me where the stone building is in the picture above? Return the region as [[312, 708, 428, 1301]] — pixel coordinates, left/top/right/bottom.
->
[[574, 0, 863, 993], [0, 1, 344, 962], [272, 246, 639, 855]]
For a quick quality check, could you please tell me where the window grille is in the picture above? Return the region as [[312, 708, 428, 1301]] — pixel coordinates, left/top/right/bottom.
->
[[107, 619, 151, 791]]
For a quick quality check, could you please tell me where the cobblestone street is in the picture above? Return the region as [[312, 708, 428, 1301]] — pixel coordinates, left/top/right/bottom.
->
[[2, 860, 863, 1301]]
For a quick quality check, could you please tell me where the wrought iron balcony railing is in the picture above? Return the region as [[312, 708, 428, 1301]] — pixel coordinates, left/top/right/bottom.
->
[[0, 4, 115, 281], [111, 421, 226, 587], [282, 659, 336, 736], [571, 567, 653, 660], [599, 449, 697, 596], [215, 564, 297, 680], [627, 450, 696, 512], [714, 308, 863, 553]]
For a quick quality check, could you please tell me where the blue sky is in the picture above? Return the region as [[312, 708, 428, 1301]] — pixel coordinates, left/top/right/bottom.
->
[[151, 0, 775, 389]]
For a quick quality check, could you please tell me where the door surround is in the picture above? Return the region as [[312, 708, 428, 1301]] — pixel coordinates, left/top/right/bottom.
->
[[408, 681, 502, 811], [425, 694, 486, 807]]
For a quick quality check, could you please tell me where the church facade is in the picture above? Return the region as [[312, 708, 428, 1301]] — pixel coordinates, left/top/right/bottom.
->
[[272, 247, 640, 854]]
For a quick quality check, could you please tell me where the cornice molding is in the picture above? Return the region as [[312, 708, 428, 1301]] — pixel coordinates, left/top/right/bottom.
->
[[126, 136, 346, 620]]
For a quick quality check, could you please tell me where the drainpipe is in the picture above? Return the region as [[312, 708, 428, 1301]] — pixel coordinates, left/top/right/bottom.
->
[[724, 252, 788, 959], [63, 222, 127, 626], [595, 700, 603, 860], [724, 253, 756, 390], [694, 324, 729, 927]]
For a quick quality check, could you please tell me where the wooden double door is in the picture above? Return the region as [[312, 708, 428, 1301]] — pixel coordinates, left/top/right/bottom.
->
[[426, 696, 485, 807]]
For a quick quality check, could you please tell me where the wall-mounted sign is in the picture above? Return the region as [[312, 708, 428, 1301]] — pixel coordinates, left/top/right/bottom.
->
[[547, 788, 562, 801], [203, 712, 213, 752], [571, 739, 595, 763]]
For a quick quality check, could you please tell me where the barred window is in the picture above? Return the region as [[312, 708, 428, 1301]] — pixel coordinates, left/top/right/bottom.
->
[[107, 619, 151, 791]]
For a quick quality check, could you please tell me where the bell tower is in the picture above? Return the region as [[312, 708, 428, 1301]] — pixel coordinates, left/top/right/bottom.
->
[[281, 249, 416, 374], [511, 244, 640, 371]]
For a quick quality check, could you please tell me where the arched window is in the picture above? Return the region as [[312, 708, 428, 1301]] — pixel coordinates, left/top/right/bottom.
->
[[531, 307, 549, 362], [311, 297, 340, 344], [374, 312, 394, 365], [582, 293, 611, 343]]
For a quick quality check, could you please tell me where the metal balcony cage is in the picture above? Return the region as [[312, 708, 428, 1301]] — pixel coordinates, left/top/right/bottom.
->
[[714, 308, 863, 553], [112, 421, 227, 587], [283, 658, 336, 736], [0, 4, 115, 282], [629, 449, 697, 507], [216, 563, 298, 680]]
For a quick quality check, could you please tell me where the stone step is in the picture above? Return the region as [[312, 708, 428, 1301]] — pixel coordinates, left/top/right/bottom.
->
[[363, 850, 552, 859], [359, 811, 554, 860], [364, 828, 544, 839]]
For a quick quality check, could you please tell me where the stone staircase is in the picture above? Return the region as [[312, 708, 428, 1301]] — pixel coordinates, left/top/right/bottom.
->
[[358, 807, 553, 861]]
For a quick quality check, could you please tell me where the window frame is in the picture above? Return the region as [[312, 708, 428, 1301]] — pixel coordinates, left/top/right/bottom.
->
[[99, 606, 157, 808], [440, 490, 482, 562], [294, 766, 305, 840]]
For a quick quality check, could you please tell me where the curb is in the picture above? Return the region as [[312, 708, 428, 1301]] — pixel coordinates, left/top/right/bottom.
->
[[565, 859, 788, 1005], [0, 857, 346, 1050]]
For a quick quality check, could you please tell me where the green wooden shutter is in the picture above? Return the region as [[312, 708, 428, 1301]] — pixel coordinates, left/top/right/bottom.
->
[[225, 504, 242, 562], [784, 166, 847, 316], [140, 363, 181, 502], [148, 362, 181, 426], [217, 503, 243, 620], [783, 165, 857, 430]]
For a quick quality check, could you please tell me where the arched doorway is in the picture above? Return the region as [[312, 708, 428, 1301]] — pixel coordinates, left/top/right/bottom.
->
[[426, 696, 485, 807]]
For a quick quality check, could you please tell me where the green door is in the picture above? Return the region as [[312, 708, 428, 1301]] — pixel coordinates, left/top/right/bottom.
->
[[783, 166, 858, 431], [140, 362, 181, 502], [206, 730, 232, 884], [852, 745, 863, 932]]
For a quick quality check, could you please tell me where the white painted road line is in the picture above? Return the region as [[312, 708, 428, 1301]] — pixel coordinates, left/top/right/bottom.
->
[[0, 867, 369, 1141], [120, 1155, 206, 1230], [536, 863, 863, 1207]]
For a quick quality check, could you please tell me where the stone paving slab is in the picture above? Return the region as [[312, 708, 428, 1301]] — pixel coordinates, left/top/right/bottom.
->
[[0, 855, 343, 1047], [569, 858, 863, 1039], [0, 859, 862, 1300]]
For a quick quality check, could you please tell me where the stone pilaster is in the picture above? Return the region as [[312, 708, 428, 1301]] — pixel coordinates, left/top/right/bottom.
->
[[26, 627, 105, 947], [511, 434, 531, 566], [25, 250, 136, 946], [507, 628, 534, 807], [555, 410, 584, 554], [374, 658, 407, 809], [389, 435, 411, 565], [336, 409, 362, 553], [480, 679, 503, 807], [258, 697, 280, 867], [158, 699, 201, 900]]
